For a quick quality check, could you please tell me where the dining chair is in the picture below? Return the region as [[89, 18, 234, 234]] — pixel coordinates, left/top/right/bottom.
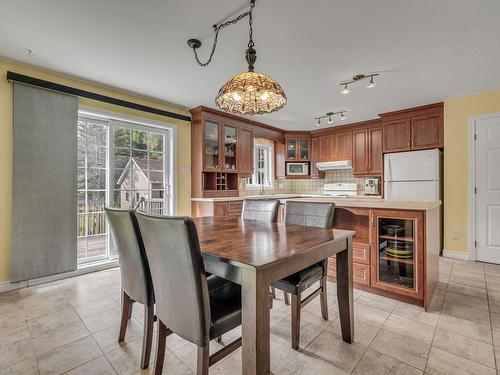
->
[[135, 212, 242, 375], [105, 208, 155, 369], [272, 201, 335, 349], [241, 198, 280, 222]]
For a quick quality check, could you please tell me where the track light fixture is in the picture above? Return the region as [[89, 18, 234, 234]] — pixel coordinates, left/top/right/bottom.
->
[[340, 73, 379, 94], [315, 111, 347, 127]]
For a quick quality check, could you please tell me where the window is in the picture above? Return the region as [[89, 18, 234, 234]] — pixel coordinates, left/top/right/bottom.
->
[[246, 143, 273, 188]]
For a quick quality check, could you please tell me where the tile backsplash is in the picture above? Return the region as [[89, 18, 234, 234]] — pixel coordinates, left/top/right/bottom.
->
[[239, 170, 370, 195]]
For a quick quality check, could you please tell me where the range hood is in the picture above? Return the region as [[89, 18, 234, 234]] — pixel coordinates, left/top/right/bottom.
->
[[316, 160, 352, 171]]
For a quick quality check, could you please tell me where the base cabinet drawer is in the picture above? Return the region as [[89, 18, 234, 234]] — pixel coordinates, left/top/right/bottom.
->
[[327, 257, 370, 286], [353, 242, 370, 264], [227, 201, 243, 216]]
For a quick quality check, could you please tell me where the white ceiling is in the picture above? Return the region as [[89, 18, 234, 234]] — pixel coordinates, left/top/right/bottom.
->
[[1, 0, 500, 130]]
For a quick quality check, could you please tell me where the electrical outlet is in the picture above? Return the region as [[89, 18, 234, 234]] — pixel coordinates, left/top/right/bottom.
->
[[452, 230, 461, 240]]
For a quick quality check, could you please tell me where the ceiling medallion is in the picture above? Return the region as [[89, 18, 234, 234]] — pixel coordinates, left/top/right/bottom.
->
[[187, 0, 286, 115]]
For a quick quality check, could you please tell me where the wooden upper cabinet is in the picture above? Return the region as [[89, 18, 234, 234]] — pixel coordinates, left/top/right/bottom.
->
[[411, 113, 443, 150], [382, 118, 411, 153], [333, 131, 353, 161], [353, 129, 369, 175], [238, 127, 253, 176], [318, 135, 334, 161], [298, 138, 310, 160], [285, 137, 310, 161], [381, 103, 443, 153], [310, 137, 324, 179], [368, 127, 382, 174], [275, 142, 286, 179]]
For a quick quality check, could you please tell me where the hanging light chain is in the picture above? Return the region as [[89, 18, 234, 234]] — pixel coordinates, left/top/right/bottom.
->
[[191, 0, 255, 66]]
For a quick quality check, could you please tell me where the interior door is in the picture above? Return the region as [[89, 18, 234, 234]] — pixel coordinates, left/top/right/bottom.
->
[[476, 115, 500, 263]]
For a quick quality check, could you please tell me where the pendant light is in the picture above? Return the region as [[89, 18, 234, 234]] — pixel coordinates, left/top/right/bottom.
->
[[188, 0, 286, 115]]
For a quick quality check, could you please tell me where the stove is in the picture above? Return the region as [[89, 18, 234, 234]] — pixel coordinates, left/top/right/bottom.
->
[[323, 183, 358, 197]]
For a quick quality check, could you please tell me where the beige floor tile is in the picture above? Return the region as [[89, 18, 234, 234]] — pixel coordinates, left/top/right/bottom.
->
[[304, 330, 366, 373], [73, 298, 120, 319], [392, 301, 439, 326], [277, 350, 349, 375], [432, 328, 495, 368], [353, 301, 390, 327], [19, 283, 60, 298], [437, 314, 492, 344], [32, 319, 90, 357], [37, 336, 102, 375], [63, 355, 116, 375], [449, 272, 486, 290], [441, 300, 490, 325], [352, 348, 423, 375], [0, 337, 37, 370], [0, 319, 30, 345], [171, 340, 224, 372], [27, 306, 80, 336], [444, 291, 489, 311], [382, 314, 435, 345], [80, 306, 122, 334], [66, 288, 111, 307], [370, 329, 430, 370], [491, 311, 500, 328], [271, 317, 324, 349], [426, 347, 496, 375], [446, 282, 487, 298], [327, 317, 380, 347], [92, 320, 144, 353], [23, 294, 71, 320], [0, 306, 26, 325], [0, 292, 23, 315], [356, 292, 398, 313]]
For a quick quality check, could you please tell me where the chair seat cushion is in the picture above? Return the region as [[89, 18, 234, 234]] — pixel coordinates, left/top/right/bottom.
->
[[207, 276, 242, 339], [272, 263, 323, 295]]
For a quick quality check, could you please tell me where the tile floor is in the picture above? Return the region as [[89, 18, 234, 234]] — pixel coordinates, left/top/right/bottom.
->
[[1, 257, 500, 374]]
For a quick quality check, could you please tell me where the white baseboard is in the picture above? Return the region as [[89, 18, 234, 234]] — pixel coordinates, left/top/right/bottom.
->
[[0, 260, 119, 294], [442, 249, 470, 261]]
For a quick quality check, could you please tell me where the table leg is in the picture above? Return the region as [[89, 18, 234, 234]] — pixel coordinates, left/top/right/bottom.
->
[[336, 236, 354, 343], [241, 268, 270, 375]]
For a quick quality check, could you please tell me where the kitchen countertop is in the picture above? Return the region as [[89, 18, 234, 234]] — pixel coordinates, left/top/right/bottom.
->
[[191, 194, 441, 210]]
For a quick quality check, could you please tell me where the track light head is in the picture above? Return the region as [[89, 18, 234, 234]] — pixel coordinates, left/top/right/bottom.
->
[[340, 112, 346, 120], [367, 76, 376, 88], [341, 83, 350, 95]]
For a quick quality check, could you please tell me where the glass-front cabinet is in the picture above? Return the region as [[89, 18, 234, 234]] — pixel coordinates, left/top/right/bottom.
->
[[203, 120, 221, 170], [286, 138, 310, 161], [286, 139, 297, 160], [371, 210, 423, 298], [223, 124, 238, 171], [299, 139, 310, 160]]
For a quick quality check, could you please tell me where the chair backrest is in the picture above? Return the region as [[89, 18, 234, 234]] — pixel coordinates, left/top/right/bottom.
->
[[242, 199, 279, 222], [135, 212, 210, 347], [284, 201, 335, 228], [105, 208, 154, 305]]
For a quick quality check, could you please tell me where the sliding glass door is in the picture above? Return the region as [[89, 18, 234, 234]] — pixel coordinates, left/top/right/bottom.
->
[[77, 114, 172, 265]]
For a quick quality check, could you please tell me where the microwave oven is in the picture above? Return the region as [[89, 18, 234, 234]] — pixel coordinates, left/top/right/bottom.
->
[[286, 162, 309, 176]]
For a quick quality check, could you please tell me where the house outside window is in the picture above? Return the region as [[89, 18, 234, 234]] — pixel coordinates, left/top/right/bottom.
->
[[246, 142, 273, 188]]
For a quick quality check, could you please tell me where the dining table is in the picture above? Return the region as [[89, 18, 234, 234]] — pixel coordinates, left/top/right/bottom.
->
[[194, 216, 355, 375]]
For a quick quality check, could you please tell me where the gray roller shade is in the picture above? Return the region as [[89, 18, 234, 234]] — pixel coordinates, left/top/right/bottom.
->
[[11, 83, 78, 282]]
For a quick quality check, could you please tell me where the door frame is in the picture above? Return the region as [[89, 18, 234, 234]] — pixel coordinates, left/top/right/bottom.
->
[[467, 112, 500, 261]]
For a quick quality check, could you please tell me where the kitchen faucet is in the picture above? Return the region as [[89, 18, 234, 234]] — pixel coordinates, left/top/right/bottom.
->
[[259, 177, 271, 195]]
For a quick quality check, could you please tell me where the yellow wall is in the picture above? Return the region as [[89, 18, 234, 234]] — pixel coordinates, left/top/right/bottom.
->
[[0, 59, 191, 283], [444, 89, 500, 253]]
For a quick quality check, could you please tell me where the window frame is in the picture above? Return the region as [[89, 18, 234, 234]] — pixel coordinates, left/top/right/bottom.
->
[[246, 142, 274, 189]]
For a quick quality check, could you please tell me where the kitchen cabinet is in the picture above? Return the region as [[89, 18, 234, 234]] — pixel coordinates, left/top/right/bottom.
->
[[238, 127, 254, 176], [370, 209, 424, 299], [192, 200, 243, 218], [286, 137, 310, 161], [333, 131, 353, 160], [310, 137, 324, 179], [203, 120, 222, 171], [275, 142, 286, 179], [381, 103, 443, 153], [318, 135, 334, 161], [353, 125, 383, 176]]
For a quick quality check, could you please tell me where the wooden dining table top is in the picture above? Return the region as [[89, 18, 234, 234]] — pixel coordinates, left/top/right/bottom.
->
[[193, 216, 355, 269]]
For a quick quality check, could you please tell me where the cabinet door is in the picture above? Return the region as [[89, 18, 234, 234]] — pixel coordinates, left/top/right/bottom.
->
[[203, 120, 222, 170], [299, 138, 310, 160], [411, 114, 442, 150], [223, 124, 238, 172], [319, 135, 334, 161], [353, 130, 368, 175], [275, 142, 286, 179], [334, 131, 353, 161], [213, 202, 227, 217], [370, 209, 423, 299], [368, 127, 382, 174], [382, 118, 411, 153], [310, 137, 323, 179], [286, 139, 298, 160], [238, 127, 253, 176]]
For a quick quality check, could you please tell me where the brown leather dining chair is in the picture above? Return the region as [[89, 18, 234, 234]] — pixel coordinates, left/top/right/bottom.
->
[[105, 208, 155, 369], [241, 198, 280, 222], [135, 212, 242, 375], [272, 201, 335, 349]]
